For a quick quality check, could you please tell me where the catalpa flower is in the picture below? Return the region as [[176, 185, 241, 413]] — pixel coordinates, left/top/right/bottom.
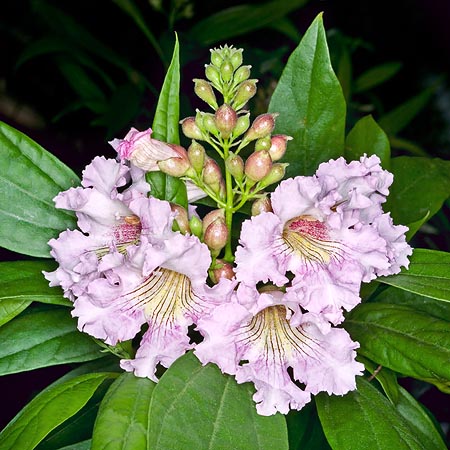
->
[[195, 287, 364, 416], [235, 155, 412, 324]]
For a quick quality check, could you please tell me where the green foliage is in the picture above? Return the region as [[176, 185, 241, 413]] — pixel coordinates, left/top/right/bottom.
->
[[148, 352, 289, 450], [269, 14, 346, 176], [0, 308, 103, 375], [0, 121, 78, 258], [316, 377, 447, 450], [353, 61, 403, 93]]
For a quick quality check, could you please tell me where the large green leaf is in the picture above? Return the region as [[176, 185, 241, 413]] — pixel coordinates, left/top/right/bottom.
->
[[345, 303, 450, 392], [0, 261, 69, 327], [148, 352, 289, 450], [188, 0, 309, 46], [0, 121, 79, 257], [345, 115, 390, 168], [395, 386, 447, 450], [0, 373, 114, 450], [269, 13, 346, 176], [91, 372, 155, 450], [316, 377, 440, 450], [384, 156, 450, 225], [0, 308, 102, 375], [377, 249, 450, 303]]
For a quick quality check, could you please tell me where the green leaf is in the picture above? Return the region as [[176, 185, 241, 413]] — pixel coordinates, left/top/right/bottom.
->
[[54, 441, 91, 450], [0, 308, 103, 375], [0, 373, 114, 450], [377, 249, 450, 303], [379, 80, 441, 135], [151, 34, 180, 145], [384, 156, 450, 225], [345, 303, 450, 392], [395, 386, 447, 450], [405, 211, 430, 241], [345, 115, 390, 168], [149, 352, 289, 450], [91, 372, 155, 450], [286, 403, 331, 450], [0, 121, 79, 257], [316, 377, 435, 450], [188, 0, 309, 46], [269, 13, 346, 176], [371, 286, 450, 322], [145, 172, 188, 208], [353, 61, 402, 93]]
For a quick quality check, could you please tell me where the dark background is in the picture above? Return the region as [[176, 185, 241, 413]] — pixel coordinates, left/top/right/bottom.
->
[[0, 0, 449, 439]]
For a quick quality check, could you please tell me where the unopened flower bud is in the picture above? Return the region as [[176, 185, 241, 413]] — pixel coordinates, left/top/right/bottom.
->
[[230, 49, 243, 70], [201, 113, 219, 135], [210, 49, 223, 68], [254, 136, 272, 152], [188, 141, 205, 174], [210, 259, 235, 283], [268, 135, 292, 161], [202, 208, 225, 232], [244, 113, 278, 142], [259, 163, 288, 188], [220, 60, 234, 83], [193, 79, 218, 109], [234, 65, 251, 84], [189, 215, 203, 238], [203, 157, 223, 189], [244, 150, 272, 182], [225, 152, 244, 180], [158, 145, 192, 177], [251, 195, 273, 215], [204, 216, 228, 253], [232, 79, 258, 110], [214, 104, 237, 139], [171, 204, 190, 234], [181, 117, 203, 140], [233, 113, 250, 137], [205, 64, 221, 87]]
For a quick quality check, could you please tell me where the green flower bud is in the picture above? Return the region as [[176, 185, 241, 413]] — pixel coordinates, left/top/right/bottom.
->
[[225, 152, 244, 181], [189, 215, 203, 238], [230, 48, 243, 70], [244, 150, 272, 182], [180, 117, 203, 140], [188, 141, 205, 174], [220, 60, 234, 83], [210, 49, 223, 67], [254, 136, 272, 152], [202, 112, 219, 135], [205, 64, 221, 87], [233, 113, 250, 137], [203, 157, 223, 190], [233, 65, 251, 84], [193, 79, 218, 109], [232, 79, 258, 110], [214, 104, 237, 139], [259, 163, 288, 188]]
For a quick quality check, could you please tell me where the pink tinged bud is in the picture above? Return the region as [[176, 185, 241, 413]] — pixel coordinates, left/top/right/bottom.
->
[[189, 215, 203, 238], [231, 79, 258, 110], [233, 113, 250, 137], [251, 195, 273, 215], [245, 113, 278, 141], [170, 204, 190, 234], [203, 157, 223, 188], [259, 163, 288, 188], [225, 152, 244, 181], [244, 150, 273, 182], [205, 64, 221, 87], [204, 217, 228, 253], [202, 208, 225, 232], [210, 259, 235, 284], [214, 104, 237, 139], [158, 145, 192, 177], [230, 49, 243, 70], [233, 65, 251, 84], [268, 134, 292, 161], [188, 141, 205, 174], [220, 60, 234, 82], [181, 117, 203, 140], [254, 136, 272, 152], [193, 79, 218, 109]]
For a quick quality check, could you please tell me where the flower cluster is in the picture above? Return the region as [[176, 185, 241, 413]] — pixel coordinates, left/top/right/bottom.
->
[[45, 45, 412, 415]]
